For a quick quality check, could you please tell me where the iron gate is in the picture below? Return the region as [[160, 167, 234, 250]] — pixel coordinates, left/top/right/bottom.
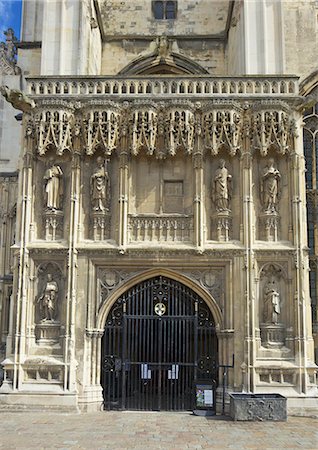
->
[[101, 276, 218, 411]]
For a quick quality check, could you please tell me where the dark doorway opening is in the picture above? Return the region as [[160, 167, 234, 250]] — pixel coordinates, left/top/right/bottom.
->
[[101, 276, 218, 411]]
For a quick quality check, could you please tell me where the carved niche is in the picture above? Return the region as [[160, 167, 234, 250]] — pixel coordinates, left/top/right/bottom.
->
[[259, 263, 285, 349], [35, 262, 64, 345], [211, 159, 233, 242], [42, 159, 64, 240], [90, 156, 111, 240], [259, 158, 281, 242]]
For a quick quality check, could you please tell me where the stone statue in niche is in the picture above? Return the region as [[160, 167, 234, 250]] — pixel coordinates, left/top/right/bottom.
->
[[263, 279, 281, 324], [37, 273, 59, 322], [212, 159, 232, 212], [43, 160, 64, 211], [261, 159, 281, 213], [91, 156, 110, 212]]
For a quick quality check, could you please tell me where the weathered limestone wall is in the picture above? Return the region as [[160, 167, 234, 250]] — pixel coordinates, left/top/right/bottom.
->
[[0, 74, 22, 172], [0, 174, 17, 378], [17, 48, 42, 78], [101, 39, 226, 75], [227, 0, 245, 75], [99, 0, 229, 75], [40, 0, 102, 75], [21, 0, 43, 42], [99, 0, 230, 37], [231, 0, 284, 75], [283, 0, 318, 81], [19, 0, 102, 76]]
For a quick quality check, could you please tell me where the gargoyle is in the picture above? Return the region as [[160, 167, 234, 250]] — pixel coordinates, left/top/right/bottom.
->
[[0, 85, 35, 112]]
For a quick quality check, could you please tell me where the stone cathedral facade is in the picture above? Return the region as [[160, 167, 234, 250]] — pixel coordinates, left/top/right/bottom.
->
[[0, 0, 318, 415]]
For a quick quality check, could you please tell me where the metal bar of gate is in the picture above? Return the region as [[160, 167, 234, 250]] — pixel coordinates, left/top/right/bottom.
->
[[194, 299, 198, 410], [121, 297, 127, 410]]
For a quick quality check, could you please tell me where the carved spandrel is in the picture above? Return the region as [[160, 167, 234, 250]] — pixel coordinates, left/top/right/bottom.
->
[[98, 269, 143, 309], [179, 269, 225, 311]]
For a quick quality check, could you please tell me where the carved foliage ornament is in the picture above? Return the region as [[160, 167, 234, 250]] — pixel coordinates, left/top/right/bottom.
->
[[26, 101, 297, 158], [131, 108, 158, 156], [204, 110, 242, 156], [83, 109, 120, 156], [36, 110, 73, 155], [252, 110, 296, 155]]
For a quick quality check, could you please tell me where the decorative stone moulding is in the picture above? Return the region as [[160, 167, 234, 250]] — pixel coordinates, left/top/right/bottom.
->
[[83, 107, 120, 156], [260, 211, 280, 242], [92, 211, 111, 241], [34, 106, 75, 156], [44, 210, 64, 240], [252, 106, 296, 156], [35, 321, 61, 346], [22, 357, 64, 386], [203, 108, 242, 156], [213, 210, 232, 242], [25, 76, 299, 161], [27, 76, 299, 97], [128, 214, 193, 243], [260, 323, 285, 348]]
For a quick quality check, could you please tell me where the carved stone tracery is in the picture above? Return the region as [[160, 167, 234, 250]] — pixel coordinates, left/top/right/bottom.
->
[[252, 106, 296, 156], [25, 100, 296, 160], [35, 108, 74, 156], [204, 109, 242, 155], [83, 107, 120, 155]]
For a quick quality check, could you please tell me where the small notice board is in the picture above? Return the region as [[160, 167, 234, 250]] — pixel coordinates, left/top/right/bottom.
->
[[195, 384, 214, 409]]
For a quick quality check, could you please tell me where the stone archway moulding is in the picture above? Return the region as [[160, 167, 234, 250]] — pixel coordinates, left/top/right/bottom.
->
[[300, 70, 318, 96], [96, 267, 223, 331]]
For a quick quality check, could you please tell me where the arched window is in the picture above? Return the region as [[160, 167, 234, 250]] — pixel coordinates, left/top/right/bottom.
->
[[153, 1, 177, 20], [153, 1, 164, 19], [303, 86, 318, 347], [166, 1, 176, 19]]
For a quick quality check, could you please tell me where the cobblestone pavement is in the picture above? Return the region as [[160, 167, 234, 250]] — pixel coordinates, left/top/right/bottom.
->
[[0, 411, 317, 450]]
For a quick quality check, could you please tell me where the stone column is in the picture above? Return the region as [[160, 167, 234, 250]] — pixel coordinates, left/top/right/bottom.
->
[[118, 113, 129, 252], [81, 328, 104, 411], [64, 145, 81, 392], [241, 108, 255, 392], [193, 111, 204, 251], [290, 112, 314, 394], [12, 116, 35, 390]]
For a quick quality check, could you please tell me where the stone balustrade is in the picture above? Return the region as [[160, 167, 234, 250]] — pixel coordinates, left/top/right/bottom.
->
[[128, 214, 193, 243], [26, 76, 299, 97]]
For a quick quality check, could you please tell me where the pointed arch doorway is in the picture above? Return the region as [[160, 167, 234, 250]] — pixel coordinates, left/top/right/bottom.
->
[[101, 275, 218, 411]]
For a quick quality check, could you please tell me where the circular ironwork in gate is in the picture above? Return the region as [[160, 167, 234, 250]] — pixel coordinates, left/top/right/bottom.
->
[[101, 275, 218, 411], [154, 302, 166, 316]]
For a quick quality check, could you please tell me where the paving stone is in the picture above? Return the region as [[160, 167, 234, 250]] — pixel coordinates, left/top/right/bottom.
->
[[0, 411, 317, 449]]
